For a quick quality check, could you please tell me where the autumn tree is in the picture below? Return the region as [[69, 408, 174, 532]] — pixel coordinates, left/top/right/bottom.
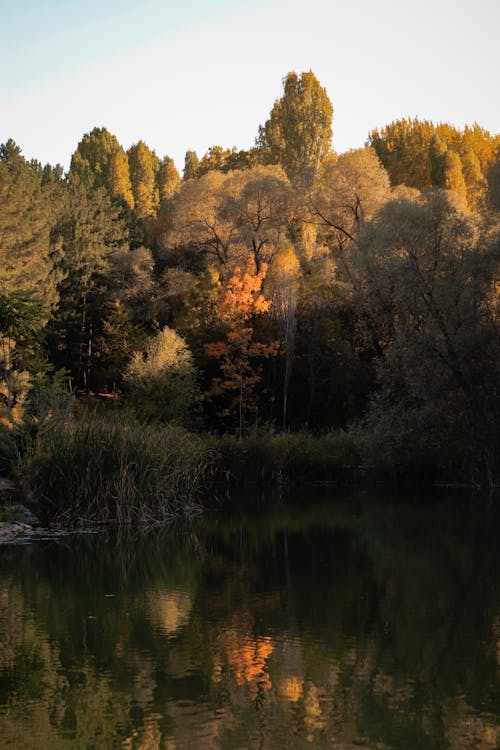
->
[[288, 248, 366, 429], [124, 326, 199, 424], [98, 299, 145, 391], [157, 156, 180, 202], [205, 261, 277, 436], [171, 266, 223, 362], [224, 165, 292, 272], [369, 118, 499, 201], [198, 146, 236, 176], [368, 118, 436, 190], [162, 171, 234, 269], [308, 147, 391, 279], [429, 134, 448, 187], [355, 190, 500, 479], [127, 141, 160, 219], [161, 166, 291, 274], [487, 160, 500, 213], [70, 127, 126, 192], [223, 147, 261, 172], [461, 149, 487, 210], [109, 149, 134, 208], [266, 246, 301, 428], [443, 151, 468, 206], [183, 150, 200, 181], [107, 246, 156, 324], [257, 71, 334, 185]]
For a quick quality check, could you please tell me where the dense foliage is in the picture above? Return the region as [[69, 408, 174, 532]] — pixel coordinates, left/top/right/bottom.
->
[[1, 70, 500, 489]]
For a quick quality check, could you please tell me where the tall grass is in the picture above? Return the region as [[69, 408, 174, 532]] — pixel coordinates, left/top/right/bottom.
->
[[209, 429, 360, 486], [22, 412, 213, 525]]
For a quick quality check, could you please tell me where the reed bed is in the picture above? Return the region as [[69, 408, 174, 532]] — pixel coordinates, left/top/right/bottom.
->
[[209, 429, 360, 486], [22, 413, 213, 525]]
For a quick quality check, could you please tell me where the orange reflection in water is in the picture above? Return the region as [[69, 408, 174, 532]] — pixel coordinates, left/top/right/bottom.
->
[[222, 630, 274, 696]]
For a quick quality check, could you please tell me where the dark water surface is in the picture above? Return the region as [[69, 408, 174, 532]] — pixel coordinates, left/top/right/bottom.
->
[[1, 491, 499, 749]]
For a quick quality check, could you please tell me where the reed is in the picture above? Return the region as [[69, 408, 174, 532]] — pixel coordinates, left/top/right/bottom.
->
[[22, 412, 213, 525], [209, 428, 360, 486]]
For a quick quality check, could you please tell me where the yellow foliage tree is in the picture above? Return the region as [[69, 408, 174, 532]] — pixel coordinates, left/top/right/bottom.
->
[[128, 141, 159, 219], [444, 151, 468, 208], [158, 156, 180, 202], [109, 149, 134, 209]]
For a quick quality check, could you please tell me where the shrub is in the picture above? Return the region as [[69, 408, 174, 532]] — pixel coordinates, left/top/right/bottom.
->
[[123, 327, 199, 424]]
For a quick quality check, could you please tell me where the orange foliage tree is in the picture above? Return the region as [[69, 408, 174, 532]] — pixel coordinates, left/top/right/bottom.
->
[[205, 260, 277, 436]]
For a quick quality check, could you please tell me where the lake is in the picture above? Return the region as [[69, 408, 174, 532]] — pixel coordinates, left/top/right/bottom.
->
[[0, 490, 499, 749]]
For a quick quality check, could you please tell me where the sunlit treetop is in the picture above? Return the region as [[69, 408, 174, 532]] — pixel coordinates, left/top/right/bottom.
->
[[257, 71, 334, 186]]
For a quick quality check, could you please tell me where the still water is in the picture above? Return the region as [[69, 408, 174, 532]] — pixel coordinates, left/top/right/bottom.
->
[[0, 492, 499, 749]]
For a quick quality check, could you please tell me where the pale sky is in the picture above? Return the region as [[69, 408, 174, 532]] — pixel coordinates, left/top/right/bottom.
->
[[1, 0, 498, 171]]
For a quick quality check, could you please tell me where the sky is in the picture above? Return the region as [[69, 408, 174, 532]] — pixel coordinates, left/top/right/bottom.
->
[[1, 0, 499, 171]]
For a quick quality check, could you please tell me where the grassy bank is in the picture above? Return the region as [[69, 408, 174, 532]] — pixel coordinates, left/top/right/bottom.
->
[[2, 415, 365, 523], [0, 406, 468, 526], [208, 429, 361, 487]]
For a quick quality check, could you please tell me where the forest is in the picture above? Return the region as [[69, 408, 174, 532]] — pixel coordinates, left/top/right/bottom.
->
[[1, 70, 500, 519]]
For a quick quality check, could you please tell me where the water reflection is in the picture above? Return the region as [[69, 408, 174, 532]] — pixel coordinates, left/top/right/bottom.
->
[[0, 492, 499, 749]]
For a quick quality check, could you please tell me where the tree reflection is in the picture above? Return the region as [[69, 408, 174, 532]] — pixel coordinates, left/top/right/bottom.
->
[[0, 493, 499, 749]]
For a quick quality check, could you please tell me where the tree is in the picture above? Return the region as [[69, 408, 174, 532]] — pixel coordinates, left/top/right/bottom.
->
[[0, 139, 61, 321], [70, 127, 123, 191], [205, 261, 278, 436], [293, 257, 364, 428], [266, 246, 301, 428], [355, 190, 500, 480], [257, 71, 334, 185], [223, 165, 292, 272], [124, 326, 199, 424], [0, 294, 42, 425], [197, 145, 236, 176], [183, 150, 200, 181], [429, 134, 448, 187], [223, 147, 261, 172], [127, 141, 160, 219], [461, 149, 486, 211], [162, 166, 291, 275], [308, 147, 391, 277], [107, 246, 156, 324], [369, 118, 499, 196], [444, 150, 468, 206], [157, 156, 180, 202], [368, 118, 436, 190], [163, 171, 233, 269], [487, 160, 500, 213], [98, 299, 145, 391], [109, 149, 134, 208], [47, 180, 129, 390]]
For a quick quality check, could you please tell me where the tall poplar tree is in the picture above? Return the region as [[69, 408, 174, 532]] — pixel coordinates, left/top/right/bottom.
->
[[157, 156, 180, 202], [183, 150, 200, 181], [444, 151, 468, 206], [257, 71, 334, 185], [109, 149, 135, 209], [70, 127, 122, 190], [127, 141, 160, 218]]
